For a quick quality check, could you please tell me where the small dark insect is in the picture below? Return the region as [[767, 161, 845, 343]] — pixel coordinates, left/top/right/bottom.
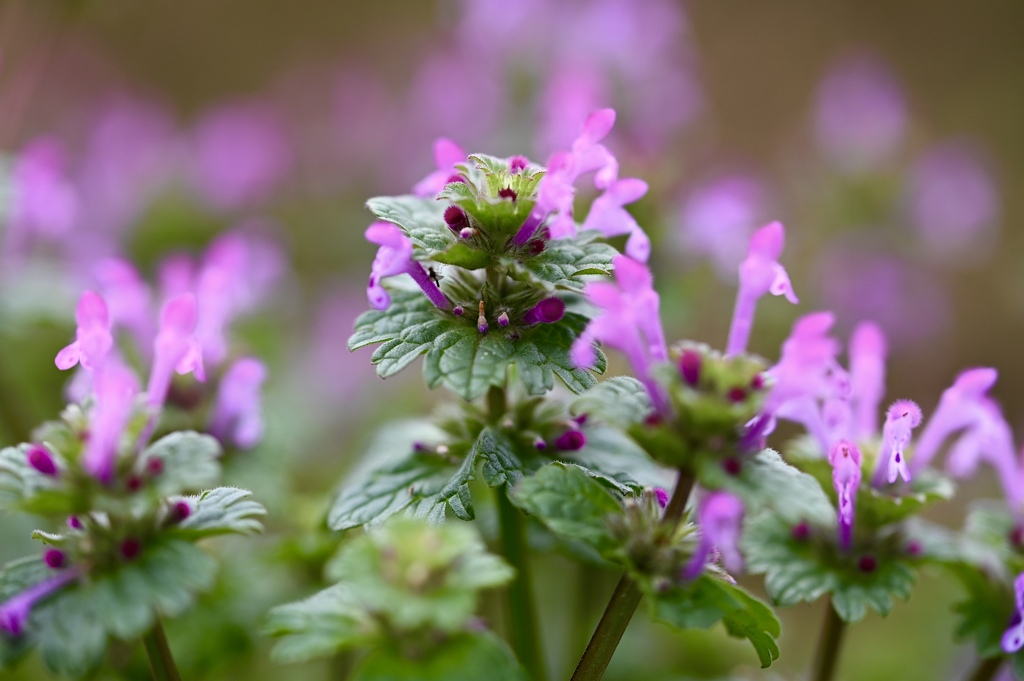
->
[[428, 267, 444, 286]]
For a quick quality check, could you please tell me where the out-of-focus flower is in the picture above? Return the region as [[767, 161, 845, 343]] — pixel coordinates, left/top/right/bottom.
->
[[581, 178, 650, 262], [93, 259, 155, 353], [55, 291, 114, 372], [4, 137, 79, 260], [907, 140, 1000, 263], [522, 298, 566, 326], [365, 222, 449, 311], [830, 439, 862, 549], [190, 101, 293, 211], [84, 360, 140, 482], [683, 491, 745, 578], [1002, 573, 1024, 653], [148, 293, 205, 408], [412, 138, 466, 197], [726, 222, 798, 357], [209, 357, 267, 450], [873, 400, 922, 485], [814, 52, 907, 174], [677, 174, 769, 279], [849, 322, 887, 440], [0, 569, 82, 636]]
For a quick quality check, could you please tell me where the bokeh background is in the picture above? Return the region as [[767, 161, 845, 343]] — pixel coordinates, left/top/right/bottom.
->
[[1, 0, 1023, 679]]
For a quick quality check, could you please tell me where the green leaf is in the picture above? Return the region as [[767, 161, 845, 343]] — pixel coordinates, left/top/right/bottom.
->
[[367, 195, 455, 254], [699, 449, 836, 523], [742, 512, 916, 623], [571, 376, 654, 428], [0, 444, 63, 510], [265, 584, 376, 664], [649, 575, 781, 668], [510, 462, 623, 555], [349, 289, 442, 351], [505, 230, 616, 292], [945, 562, 1012, 659], [137, 431, 222, 496], [0, 557, 49, 671], [172, 487, 266, 538], [474, 428, 524, 489], [569, 423, 672, 491], [353, 632, 526, 681], [433, 243, 491, 270]]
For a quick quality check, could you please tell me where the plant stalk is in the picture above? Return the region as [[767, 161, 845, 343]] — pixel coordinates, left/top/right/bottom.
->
[[142, 617, 182, 681], [964, 656, 1004, 681], [496, 489, 547, 681], [811, 601, 846, 681], [569, 469, 695, 681]]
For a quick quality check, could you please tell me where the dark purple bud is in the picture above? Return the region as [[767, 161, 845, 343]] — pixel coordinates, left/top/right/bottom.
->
[[534, 438, 547, 451], [554, 430, 586, 451], [645, 413, 663, 426], [169, 501, 191, 523], [443, 205, 468, 233], [445, 174, 466, 185], [452, 305, 464, 317], [727, 387, 747, 403], [413, 441, 428, 452], [1011, 526, 1024, 548], [126, 475, 143, 492], [858, 555, 877, 573], [43, 549, 65, 569], [498, 187, 517, 201], [751, 374, 766, 390], [523, 298, 565, 325], [906, 541, 922, 556], [459, 227, 475, 239], [67, 516, 83, 530], [723, 458, 742, 476], [497, 311, 510, 327], [509, 156, 529, 173], [574, 414, 589, 427], [120, 538, 142, 561], [791, 522, 811, 541], [146, 457, 164, 476], [679, 351, 701, 387], [654, 487, 670, 508], [527, 238, 546, 255], [26, 445, 57, 477]]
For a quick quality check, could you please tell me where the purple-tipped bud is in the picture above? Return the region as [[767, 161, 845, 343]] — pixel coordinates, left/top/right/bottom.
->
[[498, 311, 510, 327], [680, 351, 701, 387], [523, 298, 566, 326], [445, 174, 466, 185], [555, 430, 586, 451], [126, 475, 143, 492], [67, 516, 83, 530], [459, 227, 475, 239], [791, 522, 811, 541], [858, 555, 877, 573], [43, 549, 65, 569], [443, 205, 468, 233], [723, 457, 743, 476], [727, 387, 747, 403], [169, 501, 191, 523], [119, 538, 142, 561], [534, 438, 547, 451], [574, 414, 589, 427], [906, 541, 922, 556], [477, 302, 488, 334], [527, 239, 546, 255], [413, 441, 428, 452], [751, 374, 766, 390], [146, 457, 164, 476], [26, 445, 57, 477], [509, 156, 529, 173], [498, 187, 517, 201], [654, 487, 670, 508], [452, 305, 464, 316]]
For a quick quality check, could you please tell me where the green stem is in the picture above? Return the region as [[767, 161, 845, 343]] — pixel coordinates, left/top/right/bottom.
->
[[964, 656, 1004, 681], [570, 469, 695, 681], [142, 617, 182, 681], [496, 489, 547, 681], [811, 601, 846, 681]]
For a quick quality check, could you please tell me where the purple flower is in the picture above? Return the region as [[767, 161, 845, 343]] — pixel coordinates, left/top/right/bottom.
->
[[581, 178, 651, 262], [849, 322, 887, 440], [209, 358, 267, 449], [654, 487, 670, 508], [0, 569, 81, 636], [911, 368, 999, 474], [55, 291, 114, 373], [538, 63, 611, 153], [872, 400, 922, 486], [571, 255, 669, 412], [93, 258, 155, 353], [555, 430, 586, 451], [43, 549, 65, 569], [191, 101, 293, 211], [908, 140, 1000, 263], [365, 222, 449, 311], [1002, 573, 1024, 653], [147, 293, 205, 408], [815, 52, 907, 174], [522, 298, 566, 325], [5, 137, 79, 259], [726, 222, 798, 358], [412, 138, 467, 197], [829, 440, 863, 550], [683, 492, 745, 579], [677, 174, 769, 280], [26, 445, 58, 477], [84, 360, 140, 482]]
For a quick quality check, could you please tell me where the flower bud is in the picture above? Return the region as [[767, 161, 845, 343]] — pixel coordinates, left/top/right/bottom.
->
[[443, 205, 468, 233], [554, 430, 586, 451], [26, 445, 58, 477], [43, 549, 65, 569]]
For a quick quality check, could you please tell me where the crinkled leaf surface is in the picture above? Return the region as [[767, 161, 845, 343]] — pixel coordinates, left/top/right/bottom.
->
[[265, 584, 375, 664], [367, 195, 454, 255], [172, 487, 266, 539], [504, 230, 616, 292], [571, 376, 654, 429], [137, 431, 222, 496], [568, 423, 672, 491], [649, 575, 781, 668]]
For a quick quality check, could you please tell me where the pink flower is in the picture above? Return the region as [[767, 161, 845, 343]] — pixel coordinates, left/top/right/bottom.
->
[[726, 222, 798, 357], [581, 178, 651, 262], [365, 222, 449, 311], [412, 138, 466, 197], [1002, 573, 1024, 653], [849, 322, 887, 440], [0, 569, 81, 636], [829, 440, 863, 550], [683, 492, 745, 578], [873, 400, 922, 485], [147, 293, 205, 408], [93, 259, 155, 352], [83, 360, 140, 482], [55, 291, 114, 372], [209, 358, 267, 449], [5, 138, 79, 259]]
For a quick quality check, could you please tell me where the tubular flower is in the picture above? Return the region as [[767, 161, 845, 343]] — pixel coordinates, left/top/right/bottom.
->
[[0, 568, 82, 636], [872, 400, 922, 486], [830, 439, 863, 550], [682, 492, 745, 579], [1003, 573, 1024, 653], [209, 357, 267, 449], [84, 360, 140, 483], [581, 178, 651, 262], [93, 259, 155, 353], [55, 291, 114, 372], [365, 222, 449, 311], [911, 368, 1000, 474], [147, 293, 205, 408], [726, 222, 799, 358], [413, 138, 466, 197], [571, 255, 668, 412], [849, 321, 887, 440], [522, 298, 565, 325]]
